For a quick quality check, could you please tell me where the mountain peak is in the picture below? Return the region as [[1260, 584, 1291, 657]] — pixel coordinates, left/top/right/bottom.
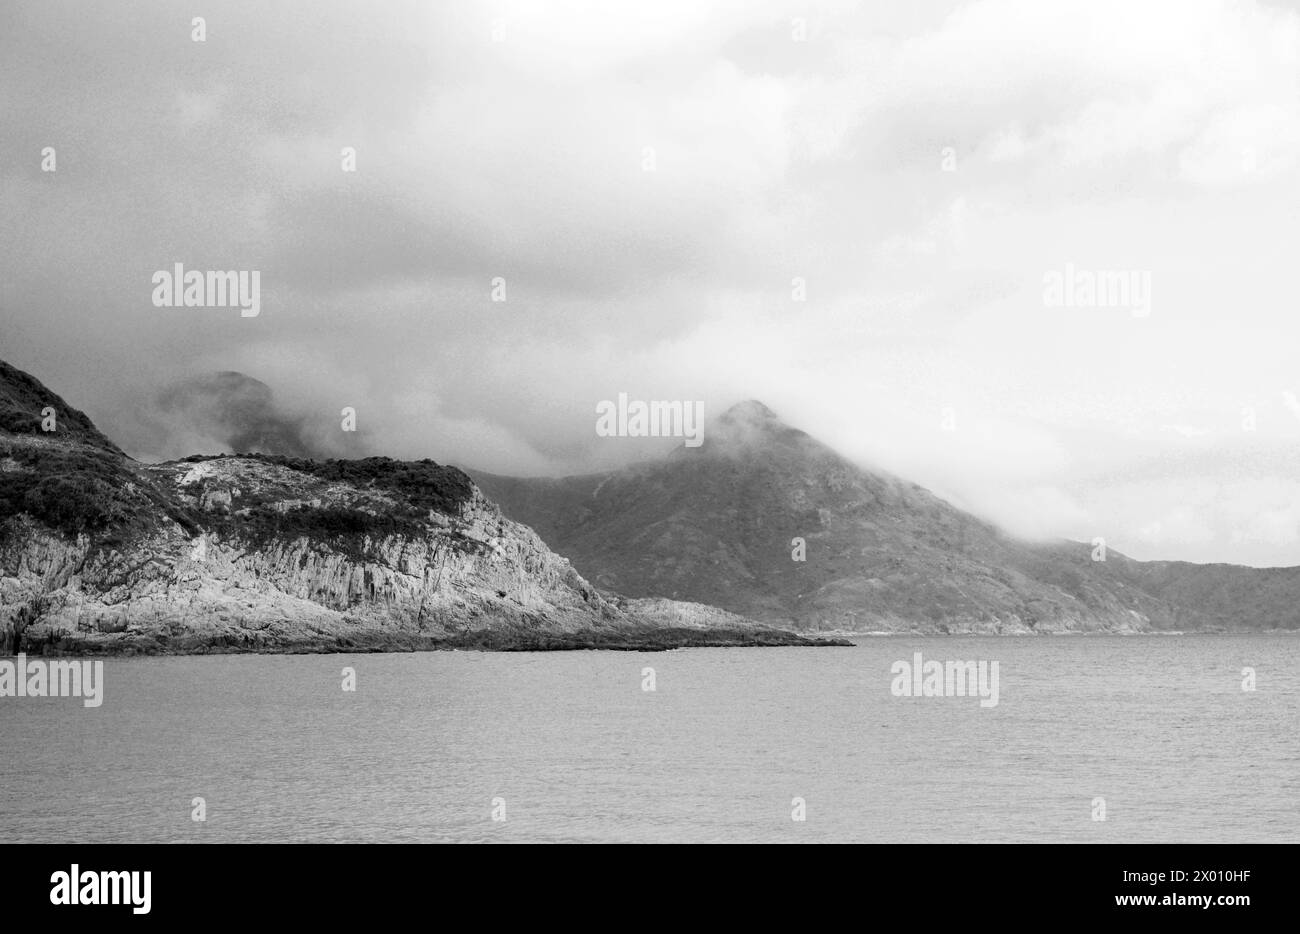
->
[[718, 399, 779, 423], [701, 399, 807, 456]]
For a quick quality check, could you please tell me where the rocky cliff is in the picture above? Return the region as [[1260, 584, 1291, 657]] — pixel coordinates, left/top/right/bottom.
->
[[0, 362, 838, 654]]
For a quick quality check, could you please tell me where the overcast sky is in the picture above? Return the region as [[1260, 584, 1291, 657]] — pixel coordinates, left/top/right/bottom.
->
[[2, 0, 1300, 567]]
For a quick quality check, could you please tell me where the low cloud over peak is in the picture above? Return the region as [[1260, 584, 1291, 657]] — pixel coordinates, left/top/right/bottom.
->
[[116, 370, 370, 463], [3, 0, 1299, 565]]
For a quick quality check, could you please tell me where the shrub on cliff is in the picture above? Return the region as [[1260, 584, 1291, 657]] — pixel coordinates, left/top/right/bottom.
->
[[0, 442, 196, 540], [184, 453, 475, 515]]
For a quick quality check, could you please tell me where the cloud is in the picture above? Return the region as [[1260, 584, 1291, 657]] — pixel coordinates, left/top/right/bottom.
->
[[2, 0, 1300, 565], [120, 371, 370, 462]]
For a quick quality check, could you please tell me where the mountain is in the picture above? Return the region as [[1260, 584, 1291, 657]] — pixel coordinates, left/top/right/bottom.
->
[[0, 362, 842, 654], [474, 400, 1300, 633]]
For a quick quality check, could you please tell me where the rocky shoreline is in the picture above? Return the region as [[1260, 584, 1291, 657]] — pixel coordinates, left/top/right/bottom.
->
[[12, 625, 854, 656]]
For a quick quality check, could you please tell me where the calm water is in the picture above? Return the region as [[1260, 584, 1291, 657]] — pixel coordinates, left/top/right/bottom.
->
[[1, 636, 1296, 843]]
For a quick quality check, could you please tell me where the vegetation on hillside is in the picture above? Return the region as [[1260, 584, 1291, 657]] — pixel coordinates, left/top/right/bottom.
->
[[181, 453, 474, 515], [0, 441, 477, 556], [0, 441, 195, 540], [0, 360, 124, 454]]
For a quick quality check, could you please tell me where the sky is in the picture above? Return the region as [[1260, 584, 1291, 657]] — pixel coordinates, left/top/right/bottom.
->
[[2, 0, 1299, 567]]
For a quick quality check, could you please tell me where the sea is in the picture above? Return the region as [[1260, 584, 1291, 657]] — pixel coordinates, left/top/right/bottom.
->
[[1, 635, 1296, 843]]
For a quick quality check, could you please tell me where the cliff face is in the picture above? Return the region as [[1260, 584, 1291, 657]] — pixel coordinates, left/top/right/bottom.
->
[[0, 362, 833, 654], [1, 457, 620, 653], [475, 401, 1300, 634]]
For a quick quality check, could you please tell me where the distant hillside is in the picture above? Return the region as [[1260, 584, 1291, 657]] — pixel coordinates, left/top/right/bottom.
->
[[475, 401, 1300, 633], [0, 360, 835, 653]]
